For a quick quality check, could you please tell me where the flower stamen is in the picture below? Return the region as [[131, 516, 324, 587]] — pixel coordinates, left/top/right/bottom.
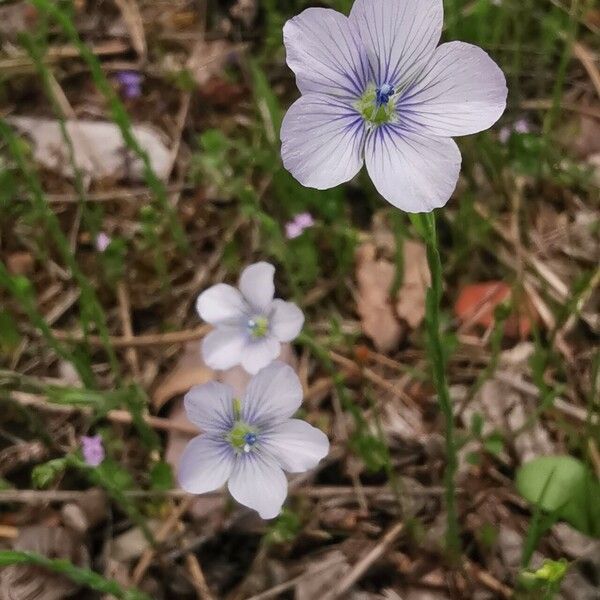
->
[[247, 315, 269, 339], [227, 421, 259, 453], [355, 83, 397, 127]]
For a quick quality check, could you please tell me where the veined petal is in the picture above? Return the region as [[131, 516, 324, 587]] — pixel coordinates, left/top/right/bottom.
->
[[202, 327, 247, 371], [283, 8, 370, 99], [242, 362, 303, 427], [178, 435, 234, 494], [365, 126, 461, 213], [239, 262, 275, 312], [196, 284, 248, 325], [228, 452, 287, 519], [399, 42, 507, 137], [281, 94, 366, 190], [184, 381, 235, 434], [240, 337, 281, 375], [269, 299, 304, 342], [263, 419, 329, 473], [350, 0, 443, 90]]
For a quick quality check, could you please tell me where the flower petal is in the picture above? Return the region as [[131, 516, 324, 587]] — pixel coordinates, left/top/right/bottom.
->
[[228, 453, 287, 519], [350, 0, 443, 90], [281, 94, 366, 190], [242, 362, 303, 426], [263, 419, 329, 473], [184, 381, 235, 434], [239, 262, 275, 312], [269, 299, 304, 342], [178, 435, 234, 494], [365, 126, 461, 213], [399, 42, 507, 137], [201, 327, 246, 371], [240, 337, 281, 375], [196, 284, 248, 325], [283, 7, 370, 99]]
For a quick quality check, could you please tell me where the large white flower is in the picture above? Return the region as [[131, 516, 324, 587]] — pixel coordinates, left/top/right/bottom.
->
[[280, 0, 507, 212], [197, 262, 304, 374], [178, 362, 330, 519]]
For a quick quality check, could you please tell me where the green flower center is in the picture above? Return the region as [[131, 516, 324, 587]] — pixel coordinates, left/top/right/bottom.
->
[[227, 421, 259, 453], [355, 83, 397, 127], [247, 315, 269, 339]]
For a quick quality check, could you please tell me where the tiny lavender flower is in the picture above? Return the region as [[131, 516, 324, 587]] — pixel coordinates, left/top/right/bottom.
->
[[197, 262, 304, 374], [81, 434, 105, 467], [285, 212, 315, 239], [499, 118, 531, 143], [281, 0, 507, 212], [116, 71, 142, 99], [178, 362, 329, 518], [95, 232, 111, 252]]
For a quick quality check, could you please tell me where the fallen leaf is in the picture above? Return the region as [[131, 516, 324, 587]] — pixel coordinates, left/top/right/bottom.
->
[[152, 342, 214, 411], [395, 239, 430, 329], [187, 40, 247, 88], [111, 521, 162, 562], [8, 117, 171, 182], [0, 526, 89, 600], [355, 243, 404, 352], [295, 551, 350, 600], [229, 0, 258, 27], [454, 281, 538, 338], [459, 380, 554, 477]]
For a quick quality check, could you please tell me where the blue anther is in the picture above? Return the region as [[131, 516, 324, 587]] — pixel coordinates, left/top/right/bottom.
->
[[244, 432, 257, 446], [375, 83, 394, 107]]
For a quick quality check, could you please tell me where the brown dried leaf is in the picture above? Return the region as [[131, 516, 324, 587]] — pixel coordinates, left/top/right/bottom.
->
[[188, 40, 247, 88], [395, 239, 431, 329], [229, 0, 258, 27], [0, 526, 89, 600], [152, 342, 214, 410], [295, 551, 350, 600], [7, 117, 171, 182], [355, 243, 403, 352]]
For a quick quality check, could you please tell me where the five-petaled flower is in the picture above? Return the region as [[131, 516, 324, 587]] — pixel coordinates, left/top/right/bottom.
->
[[178, 362, 329, 519], [197, 262, 304, 374], [280, 0, 507, 212]]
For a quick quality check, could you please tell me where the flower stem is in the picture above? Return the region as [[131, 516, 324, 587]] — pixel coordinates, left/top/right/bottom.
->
[[411, 212, 461, 559]]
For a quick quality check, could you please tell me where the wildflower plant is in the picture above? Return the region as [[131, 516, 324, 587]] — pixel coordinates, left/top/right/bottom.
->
[[196, 262, 304, 374], [178, 362, 329, 519], [280, 0, 507, 212], [280, 0, 508, 556]]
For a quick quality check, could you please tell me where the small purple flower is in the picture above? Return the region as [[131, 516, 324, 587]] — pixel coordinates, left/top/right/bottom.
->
[[95, 232, 111, 252], [499, 118, 531, 143], [514, 119, 530, 134], [81, 435, 105, 467], [196, 262, 304, 374], [178, 362, 329, 519], [280, 0, 507, 212], [285, 221, 303, 239], [285, 212, 315, 239], [116, 71, 142, 99]]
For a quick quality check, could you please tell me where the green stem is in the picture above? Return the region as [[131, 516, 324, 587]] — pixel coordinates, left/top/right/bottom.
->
[[0, 550, 151, 600], [412, 211, 460, 558]]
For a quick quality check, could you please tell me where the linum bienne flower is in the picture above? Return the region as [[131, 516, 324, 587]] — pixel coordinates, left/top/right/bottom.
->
[[280, 0, 508, 212], [178, 362, 329, 518], [197, 262, 304, 374]]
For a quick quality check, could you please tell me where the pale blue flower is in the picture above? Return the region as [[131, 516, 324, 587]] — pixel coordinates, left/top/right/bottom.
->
[[178, 362, 329, 519], [197, 262, 304, 374], [281, 0, 507, 212]]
